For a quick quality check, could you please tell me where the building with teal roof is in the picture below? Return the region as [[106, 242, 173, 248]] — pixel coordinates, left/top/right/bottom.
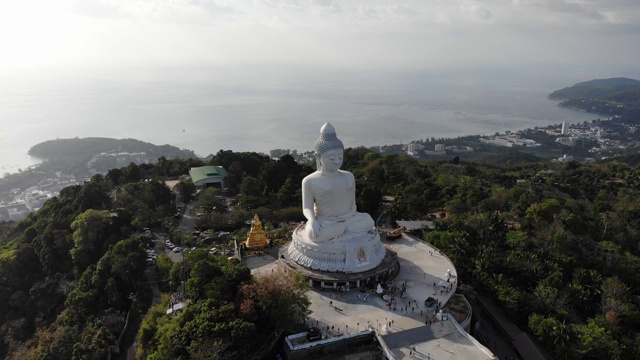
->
[[188, 166, 228, 188]]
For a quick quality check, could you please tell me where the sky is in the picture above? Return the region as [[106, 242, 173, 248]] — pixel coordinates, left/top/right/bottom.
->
[[1, 0, 639, 77]]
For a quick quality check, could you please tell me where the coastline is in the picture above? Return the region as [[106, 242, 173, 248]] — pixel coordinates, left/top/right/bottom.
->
[[1, 110, 600, 180], [1, 84, 601, 180], [0, 113, 596, 181], [1, 156, 43, 178], [557, 104, 589, 113]]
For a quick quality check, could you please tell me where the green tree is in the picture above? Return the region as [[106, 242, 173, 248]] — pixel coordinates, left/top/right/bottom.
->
[[177, 179, 196, 203], [73, 181, 112, 212], [155, 254, 174, 290], [528, 313, 572, 358], [575, 318, 621, 360], [70, 209, 113, 275], [259, 161, 287, 193], [196, 187, 225, 213], [276, 177, 298, 207], [239, 271, 310, 332], [239, 176, 263, 197], [70, 322, 111, 360]]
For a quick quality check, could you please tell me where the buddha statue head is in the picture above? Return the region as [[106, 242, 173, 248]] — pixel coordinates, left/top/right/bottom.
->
[[314, 122, 344, 171]]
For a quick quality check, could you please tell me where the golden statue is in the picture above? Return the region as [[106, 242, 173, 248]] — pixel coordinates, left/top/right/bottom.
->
[[245, 214, 269, 249]]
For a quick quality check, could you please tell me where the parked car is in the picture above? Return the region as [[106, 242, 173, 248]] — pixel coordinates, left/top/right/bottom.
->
[[209, 247, 218, 255], [172, 247, 183, 253]]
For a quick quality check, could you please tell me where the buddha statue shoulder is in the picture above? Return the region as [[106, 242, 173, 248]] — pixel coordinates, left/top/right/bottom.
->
[[301, 123, 374, 243]]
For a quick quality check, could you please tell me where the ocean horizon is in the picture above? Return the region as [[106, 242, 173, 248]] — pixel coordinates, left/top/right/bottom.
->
[[0, 68, 600, 178]]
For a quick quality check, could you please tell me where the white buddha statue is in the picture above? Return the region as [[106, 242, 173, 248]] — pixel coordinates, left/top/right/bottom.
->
[[301, 122, 375, 243], [287, 123, 385, 273]]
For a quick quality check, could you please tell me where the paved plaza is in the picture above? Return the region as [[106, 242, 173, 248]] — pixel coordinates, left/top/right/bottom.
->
[[247, 235, 496, 359]]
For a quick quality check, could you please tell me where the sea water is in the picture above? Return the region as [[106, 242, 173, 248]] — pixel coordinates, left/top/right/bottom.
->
[[0, 68, 599, 177]]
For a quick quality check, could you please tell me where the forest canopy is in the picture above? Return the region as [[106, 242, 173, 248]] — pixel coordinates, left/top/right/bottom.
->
[[0, 148, 639, 359]]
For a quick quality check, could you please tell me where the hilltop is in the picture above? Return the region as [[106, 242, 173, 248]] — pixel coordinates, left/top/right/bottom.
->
[[549, 77, 640, 121], [0, 138, 199, 207], [1, 150, 640, 359], [549, 77, 640, 100], [28, 137, 195, 161]]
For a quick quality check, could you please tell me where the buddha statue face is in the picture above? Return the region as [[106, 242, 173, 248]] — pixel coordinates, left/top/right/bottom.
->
[[318, 148, 343, 173], [314, 122, 344, 172]]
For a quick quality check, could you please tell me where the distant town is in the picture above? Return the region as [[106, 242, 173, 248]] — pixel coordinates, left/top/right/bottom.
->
[[272, 116, 639, 164], [0, 151, 155, 221]]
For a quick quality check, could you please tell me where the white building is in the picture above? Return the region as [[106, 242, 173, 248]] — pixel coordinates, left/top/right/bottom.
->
[[406, 143, 424, 156], [270, 149, 291, 159], [479, 138, 514, 148], [557, 154, 574, 162], [555, 137, 575, 146], [0, 203, 29, 221]]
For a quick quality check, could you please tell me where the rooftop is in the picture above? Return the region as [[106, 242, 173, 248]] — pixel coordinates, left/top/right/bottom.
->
[[188, 166, 228, 185]]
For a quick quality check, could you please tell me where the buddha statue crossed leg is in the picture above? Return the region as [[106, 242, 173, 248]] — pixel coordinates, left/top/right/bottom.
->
[[288, 122, 385, 273]]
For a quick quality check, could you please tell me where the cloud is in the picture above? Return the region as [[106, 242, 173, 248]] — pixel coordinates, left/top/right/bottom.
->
[[263, 0, 303, 10], [68, 0, 122, 18], [545, 0, 603, 19], [459, 3, 493, 21], [312, 0, 332, 6], [391, 4, 419, 17], [188, 0, 236, 14], [69, 0, 236, 19], [473, 6, 493, 20], [355, 6, 378, 19], [312, 0, 342, 13], [3, 0, 640, 74]]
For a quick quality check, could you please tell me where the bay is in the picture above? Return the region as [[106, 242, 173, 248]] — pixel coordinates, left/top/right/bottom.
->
[[0, 68, 599, 178]]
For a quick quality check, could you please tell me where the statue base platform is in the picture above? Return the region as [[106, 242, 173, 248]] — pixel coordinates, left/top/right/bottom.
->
[[287, 225, 386, 273], [279, 239, 399, 289]]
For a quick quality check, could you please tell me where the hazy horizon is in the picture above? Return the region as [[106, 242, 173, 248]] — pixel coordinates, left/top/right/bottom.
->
[[1, 1, 639, 74], [1, 67, 607, 177], [1, 1, 639, 176]]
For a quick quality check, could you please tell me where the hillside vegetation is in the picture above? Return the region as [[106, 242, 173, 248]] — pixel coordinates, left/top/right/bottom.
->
[[0, 148, 639, 359]]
